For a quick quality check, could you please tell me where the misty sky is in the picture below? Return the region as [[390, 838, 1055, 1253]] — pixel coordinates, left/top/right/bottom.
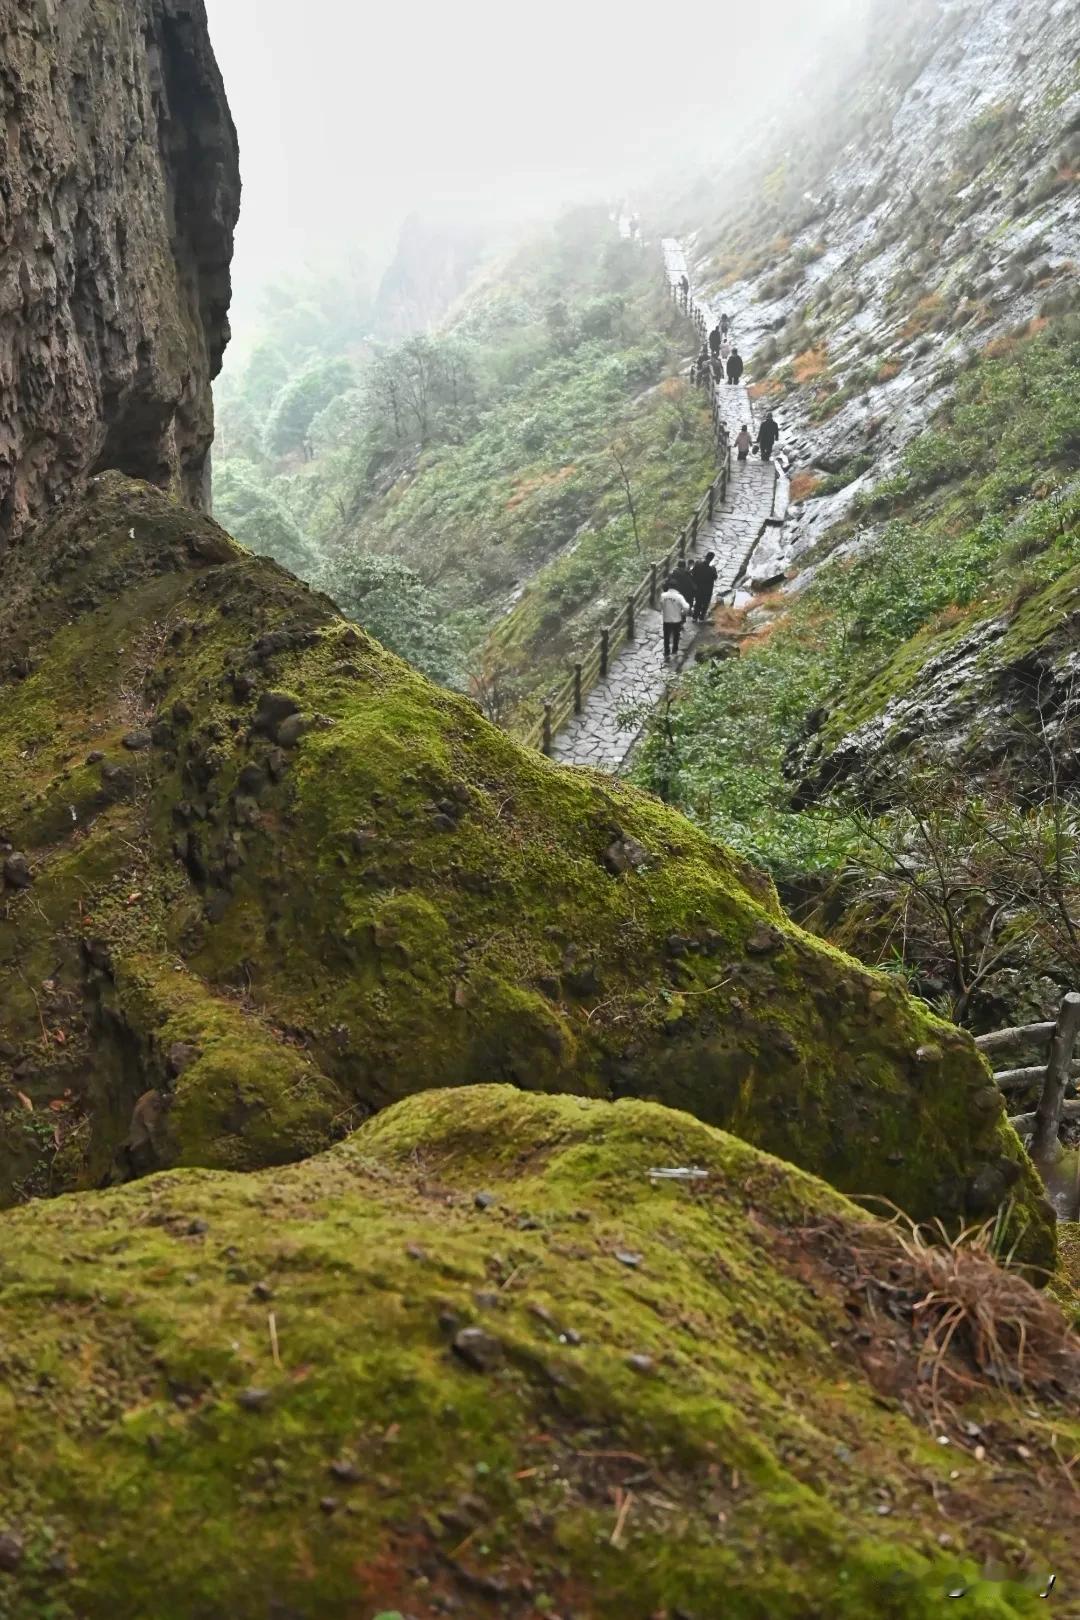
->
[[205, 0, 868, 321]]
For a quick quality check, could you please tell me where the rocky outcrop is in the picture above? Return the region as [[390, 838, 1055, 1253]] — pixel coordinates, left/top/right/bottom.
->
[[788, 483, 1080, 810], [373, 211, 501, 337], [0, 1085, 1076, 1618], [0, 0, 239, 545], [0, 474, 1055, 1266]]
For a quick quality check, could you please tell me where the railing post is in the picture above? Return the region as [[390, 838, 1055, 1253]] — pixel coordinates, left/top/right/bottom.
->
[[649, 563, 658, 608], [573, 663, 583, 715], [691, 514, 699, 549], [600, 627, 609, 679], [1031, 992, 1080, 1164], [626, 595, 635, 641], [542, 702, 553, 757]]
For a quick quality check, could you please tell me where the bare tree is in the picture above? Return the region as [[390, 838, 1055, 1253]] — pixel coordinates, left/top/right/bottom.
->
[[839, 747, 1080, 1025], [610, 441, 643, 558], [471, 659, 516, 729]]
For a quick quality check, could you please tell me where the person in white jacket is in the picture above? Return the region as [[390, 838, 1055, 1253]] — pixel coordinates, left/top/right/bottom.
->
[[660, 578, 691, 659]]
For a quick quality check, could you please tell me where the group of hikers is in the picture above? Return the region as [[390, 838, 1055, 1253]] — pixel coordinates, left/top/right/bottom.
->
[[659, 553, 719, 658], [655, 274, 782, 657], [691, 319, 744, 387], [735, 410, 779, 463]]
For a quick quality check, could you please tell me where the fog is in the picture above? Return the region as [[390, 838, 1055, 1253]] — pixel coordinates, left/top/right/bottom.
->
[[205, 0, 870, 328]]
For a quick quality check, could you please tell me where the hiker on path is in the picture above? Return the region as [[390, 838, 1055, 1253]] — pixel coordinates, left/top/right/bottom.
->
[[696, 345, 710, 385], [719, 337, 732, 362], [679, 274, 690, 307], [710, 356, 725, 384], [671, 559, 696, 608], [661, 577, 691, 659], [708, 325, 722, 358], [757, 411, 779, 462], [720, 313, 731, 336], [727, 348, 744, 385], [735, 425, 752, 462], [691, 552, 719, 622]]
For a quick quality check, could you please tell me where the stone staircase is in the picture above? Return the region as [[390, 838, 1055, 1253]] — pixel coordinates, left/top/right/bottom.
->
[[549, 244, 782, 773]]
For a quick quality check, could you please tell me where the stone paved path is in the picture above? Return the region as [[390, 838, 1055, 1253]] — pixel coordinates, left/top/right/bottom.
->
[[549, 243, 778, 774]]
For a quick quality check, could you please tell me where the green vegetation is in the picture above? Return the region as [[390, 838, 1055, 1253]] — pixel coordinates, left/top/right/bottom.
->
[[215, 208, 716, 720], [0, 1084, 1075, 1618], [632, 317, 1080, 888], [0, 476, 1051, 1264]]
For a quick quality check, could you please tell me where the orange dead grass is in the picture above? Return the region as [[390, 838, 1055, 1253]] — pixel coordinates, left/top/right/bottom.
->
[[792, 346, 828, 384], [748, 378, 784, 400], [504, 463, 576, 511], [789, 471, 823, 503], [897, 293, 945, 343]]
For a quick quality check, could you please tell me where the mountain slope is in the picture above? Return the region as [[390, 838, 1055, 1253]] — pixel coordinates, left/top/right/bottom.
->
[[631, 0, 1080, 1039], [0, 475, 1052, 1266], [214, 208, 717, 721]]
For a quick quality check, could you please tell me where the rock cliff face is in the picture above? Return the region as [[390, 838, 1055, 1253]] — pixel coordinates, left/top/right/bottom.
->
[[373, 211, 507, 337], [0, 0, 239, 546], [673, 0, 1079, 549]]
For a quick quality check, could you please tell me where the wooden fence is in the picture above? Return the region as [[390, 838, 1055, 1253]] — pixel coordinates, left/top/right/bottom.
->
[[520, 445, 731, 754], [519, 266, 733, 757], [974, 991, 1080, 1162]]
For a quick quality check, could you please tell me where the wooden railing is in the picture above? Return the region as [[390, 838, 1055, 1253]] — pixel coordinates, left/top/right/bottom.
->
[[668, 278, 733, 447], [519, 265, 736, 757], [974, 992, 1080, 1161], [521, 443, 731, 754]]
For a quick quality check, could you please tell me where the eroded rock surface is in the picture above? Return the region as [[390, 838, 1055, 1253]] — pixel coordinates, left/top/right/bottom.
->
[[0, 0, 239, 544]]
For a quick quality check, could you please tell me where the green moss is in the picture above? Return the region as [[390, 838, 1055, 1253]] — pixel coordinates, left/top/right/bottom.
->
[[0, 475, 1055, 1271], [0, 1087, 1072, 1619], [1053, 1221, 1080, 1323]]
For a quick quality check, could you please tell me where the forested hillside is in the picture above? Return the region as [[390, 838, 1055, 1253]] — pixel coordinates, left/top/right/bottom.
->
[[214, 208, 715, 720]]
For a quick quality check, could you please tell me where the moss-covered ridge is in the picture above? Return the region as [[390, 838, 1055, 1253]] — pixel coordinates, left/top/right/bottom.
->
[[0, 475, 1053, 1261], [0, 1086, 1075, 1620]]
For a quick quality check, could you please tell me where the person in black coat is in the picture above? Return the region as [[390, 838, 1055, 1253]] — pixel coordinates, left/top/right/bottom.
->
[[708, 325, 722, 358], [757, 411, 779, 462], [690, 551, 718, 622], [720, 312, 731, 336], [726, 348, 744, 385], [671, 561, 696, 611]]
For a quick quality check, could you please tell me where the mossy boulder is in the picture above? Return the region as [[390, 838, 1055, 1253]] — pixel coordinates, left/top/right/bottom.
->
[[0, 1086, 1075, 1619], [0, 475, 1054, 1263]]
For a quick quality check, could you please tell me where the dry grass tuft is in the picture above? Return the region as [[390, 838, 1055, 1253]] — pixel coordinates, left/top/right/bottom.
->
[[846, 1212, 1080, 1423], [789, 471, 823, 503]]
